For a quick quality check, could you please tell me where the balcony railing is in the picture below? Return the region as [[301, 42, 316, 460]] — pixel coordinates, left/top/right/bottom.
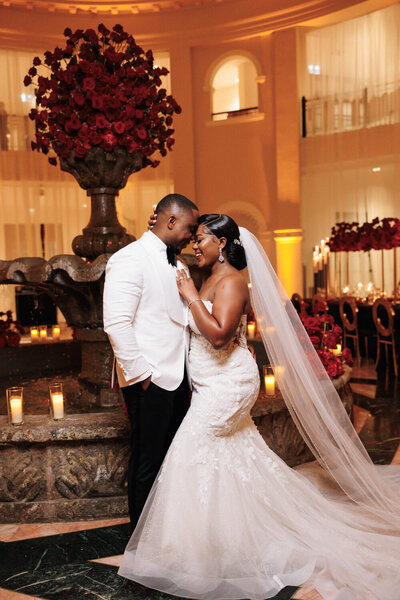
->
[[302, 82, 400, 137]]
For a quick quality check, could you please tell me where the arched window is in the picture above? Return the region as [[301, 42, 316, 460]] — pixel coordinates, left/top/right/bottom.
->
[[211, 56, 259, 121]]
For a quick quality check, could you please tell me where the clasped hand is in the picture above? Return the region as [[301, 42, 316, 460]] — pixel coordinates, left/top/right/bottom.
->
[[176, 269, 200, 305]]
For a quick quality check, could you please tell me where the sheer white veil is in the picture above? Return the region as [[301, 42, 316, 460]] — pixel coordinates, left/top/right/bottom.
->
[[239, 226, 400, 530]]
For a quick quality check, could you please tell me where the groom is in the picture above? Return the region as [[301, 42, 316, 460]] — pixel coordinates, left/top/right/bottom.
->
[[103, 193, 199, 530]]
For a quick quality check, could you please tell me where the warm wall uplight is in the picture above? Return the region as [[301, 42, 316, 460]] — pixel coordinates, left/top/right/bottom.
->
[[274, 229, 303, 298], [372, 167, 381, 172]]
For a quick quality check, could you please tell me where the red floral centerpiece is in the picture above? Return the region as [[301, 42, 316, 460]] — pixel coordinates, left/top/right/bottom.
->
[[0, 311, 25, 348], [328, 218, 400, 252], [299, 303, 353, 379], [24, 24, 181, 259]]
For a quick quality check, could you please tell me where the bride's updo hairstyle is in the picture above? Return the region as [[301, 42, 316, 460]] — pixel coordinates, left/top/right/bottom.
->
[[198, 214, 247, 270]]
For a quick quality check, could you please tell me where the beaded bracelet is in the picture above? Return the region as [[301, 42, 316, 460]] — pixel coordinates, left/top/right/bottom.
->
[[188, 298, 202, 309]]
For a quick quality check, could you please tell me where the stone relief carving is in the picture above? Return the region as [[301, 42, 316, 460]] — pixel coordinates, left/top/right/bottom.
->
[[54, 444, 129, 499], [0, 449, 45, 502]]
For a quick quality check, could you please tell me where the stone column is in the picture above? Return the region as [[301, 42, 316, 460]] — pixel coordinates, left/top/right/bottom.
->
[[271, 28, 303, 296], [169, 45, 197, 203]]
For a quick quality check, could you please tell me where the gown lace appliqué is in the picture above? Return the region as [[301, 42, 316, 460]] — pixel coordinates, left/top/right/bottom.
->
[[118, 301, 400, 600]]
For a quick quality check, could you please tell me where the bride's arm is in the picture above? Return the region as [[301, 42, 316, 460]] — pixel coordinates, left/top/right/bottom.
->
[[177, 271, 248, 349]]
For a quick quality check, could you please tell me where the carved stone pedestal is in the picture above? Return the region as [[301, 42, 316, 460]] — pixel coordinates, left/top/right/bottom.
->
[[0, 413, 130, 523]]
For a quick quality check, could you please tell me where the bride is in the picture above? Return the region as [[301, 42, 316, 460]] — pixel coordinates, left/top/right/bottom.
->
[[118, 214, 400, 600]]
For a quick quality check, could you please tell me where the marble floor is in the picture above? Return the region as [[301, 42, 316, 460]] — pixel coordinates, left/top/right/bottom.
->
[[0, 360, 399, 600]]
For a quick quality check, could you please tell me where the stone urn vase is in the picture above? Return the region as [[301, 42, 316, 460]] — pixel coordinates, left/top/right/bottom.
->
[[57, 146, 143, 406], [60, 146, 142, 260]]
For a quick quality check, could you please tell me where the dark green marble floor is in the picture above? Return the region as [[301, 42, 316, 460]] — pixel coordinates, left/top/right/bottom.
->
[[0, 523, 298, 600]]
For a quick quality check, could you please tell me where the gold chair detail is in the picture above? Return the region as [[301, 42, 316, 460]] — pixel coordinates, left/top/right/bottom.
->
[[339, 297, 362, 365], [372, 298, 398, 377]]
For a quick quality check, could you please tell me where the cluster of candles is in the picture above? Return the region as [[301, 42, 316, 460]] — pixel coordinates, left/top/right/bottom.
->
[[30, 325, 61, 343], [6, 383, 65, 426]]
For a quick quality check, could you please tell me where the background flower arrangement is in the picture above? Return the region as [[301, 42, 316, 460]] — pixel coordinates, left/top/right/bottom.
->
[[299, 302, 353, 379], [24, 23, 181, 169], [328, 217, 400, 252], [0, 311, 25, 348]]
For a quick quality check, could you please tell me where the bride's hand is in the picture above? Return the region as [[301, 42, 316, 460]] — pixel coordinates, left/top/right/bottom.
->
[[176, 269, 200, 304], [147, 205, 157, 230]]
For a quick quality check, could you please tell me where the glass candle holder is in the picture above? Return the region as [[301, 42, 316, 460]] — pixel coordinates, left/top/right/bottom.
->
[[39, 325, 48, 342], [6, 387, 24, 425], [263, 365, 276, 397], [52, 325, 61, 342], [49, 383, 65, 420], [30, 326, 39, 343], [247, 322, 256, 339]]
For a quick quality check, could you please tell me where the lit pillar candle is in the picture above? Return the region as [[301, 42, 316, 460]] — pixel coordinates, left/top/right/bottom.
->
[[247, 322, 256, 339], [30, 327, 39, 343], [51, 393, 64, 419], [49, 383, 65, 420], [52, 326, 61, 342], [6, 387, 24, 426], [263, 365, 276, 397], [39, 326, 47, 342], [10, 397, 23, 424]]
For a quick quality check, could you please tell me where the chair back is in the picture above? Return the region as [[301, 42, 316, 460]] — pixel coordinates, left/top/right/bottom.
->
[[311, 293, 328, 314], [372, 298, 394, 337], [291, 293, 302, 313], [339, 297, 358, 333]]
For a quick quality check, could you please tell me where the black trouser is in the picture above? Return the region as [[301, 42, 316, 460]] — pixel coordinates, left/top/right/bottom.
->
[[121, 376, 189, 531]]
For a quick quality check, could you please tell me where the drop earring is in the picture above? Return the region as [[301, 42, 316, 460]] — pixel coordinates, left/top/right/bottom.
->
[[219, 248, 224, 263]]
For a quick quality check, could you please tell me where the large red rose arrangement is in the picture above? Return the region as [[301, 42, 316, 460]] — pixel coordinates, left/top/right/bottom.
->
[[299, 303, 353, 379], [24, 24, 181, 169], [0, 311, 25, 348], [328, 218, 400, 252]]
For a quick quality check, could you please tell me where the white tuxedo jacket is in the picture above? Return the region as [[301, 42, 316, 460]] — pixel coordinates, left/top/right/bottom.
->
[[103, 231, 189, 390]]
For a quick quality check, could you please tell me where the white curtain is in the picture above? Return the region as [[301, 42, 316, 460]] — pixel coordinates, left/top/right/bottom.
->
[[299, 5, 400, 296]]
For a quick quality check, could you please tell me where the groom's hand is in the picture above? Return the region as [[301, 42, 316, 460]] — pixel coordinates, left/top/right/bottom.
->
[[140, 375, 152, 391]]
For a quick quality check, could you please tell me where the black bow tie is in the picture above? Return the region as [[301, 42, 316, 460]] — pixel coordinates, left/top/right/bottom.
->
[[166, 245, 177, 267]]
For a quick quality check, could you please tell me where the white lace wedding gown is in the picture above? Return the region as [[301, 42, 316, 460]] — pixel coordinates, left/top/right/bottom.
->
[[118, 301, 400, 600]]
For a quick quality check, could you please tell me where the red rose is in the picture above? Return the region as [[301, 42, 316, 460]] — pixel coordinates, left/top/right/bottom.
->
[[342, 347, 354, 367], [83, 77, 95, 91], [102, 132, 117, 150], [24, 75, 32, 86], [113, 121, 125, 134], [137, 127, 147, 140], [72, 92, 85, 106], [69, 114, 82, 130], [89, 131, 102, 145], [92, 96, 104, 110], [0, 334, 6, 348], [309, 335, 320, 348], [95, 114, 108, 129], [326, 358, 343, 379], [75, 142, 89, 158], [48, 157, 57, 166]]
